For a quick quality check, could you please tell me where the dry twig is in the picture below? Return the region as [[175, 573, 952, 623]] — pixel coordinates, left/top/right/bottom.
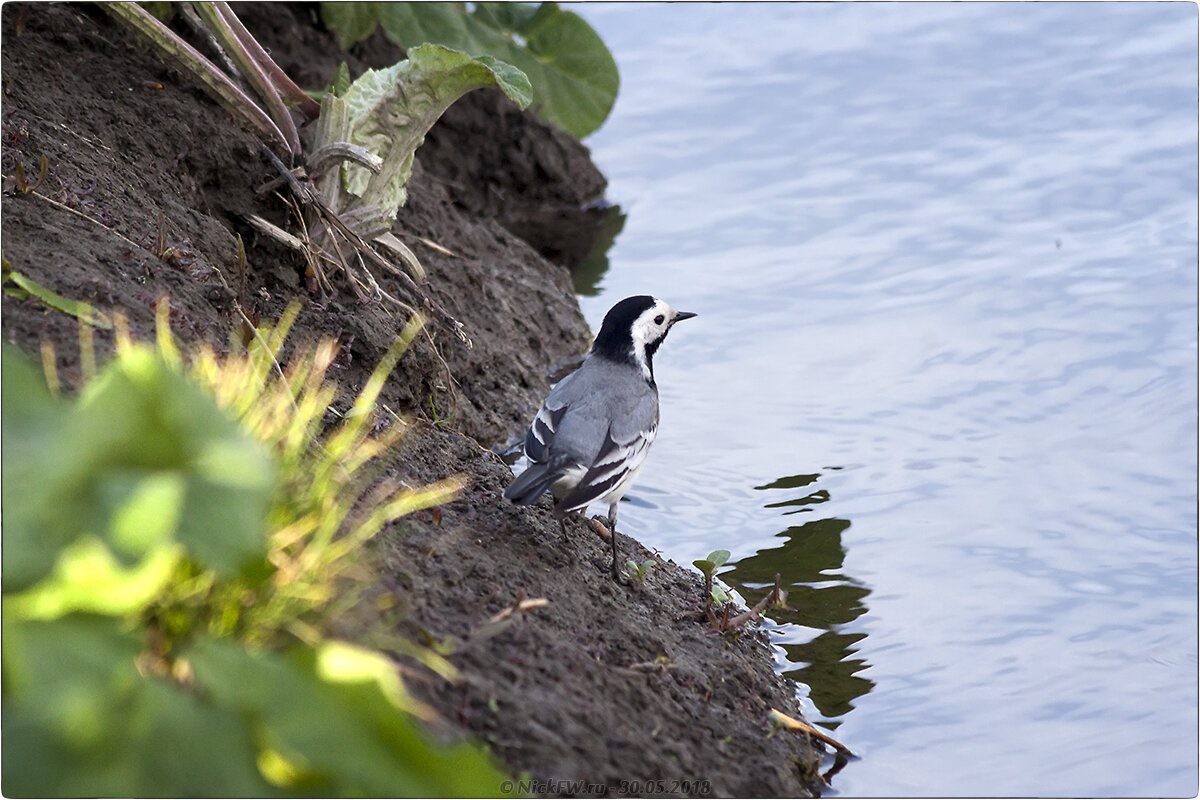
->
[[768, 707, 855, 758], [258, 144, 471, 347]]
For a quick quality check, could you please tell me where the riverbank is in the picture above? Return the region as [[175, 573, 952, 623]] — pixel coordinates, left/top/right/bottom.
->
[[0, 4, 823, 795]]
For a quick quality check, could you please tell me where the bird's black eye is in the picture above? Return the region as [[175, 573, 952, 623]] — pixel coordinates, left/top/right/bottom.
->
[[654, 314, 665, 325]]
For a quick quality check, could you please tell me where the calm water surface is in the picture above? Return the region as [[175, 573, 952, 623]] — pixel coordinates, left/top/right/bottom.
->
[[571, 4, 1198, 796]]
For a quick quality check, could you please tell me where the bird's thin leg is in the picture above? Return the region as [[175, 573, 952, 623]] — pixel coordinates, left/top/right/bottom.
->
[[608, 501, 621, 579], [552, 504, 577, 567], [550, 501, 570, 545]]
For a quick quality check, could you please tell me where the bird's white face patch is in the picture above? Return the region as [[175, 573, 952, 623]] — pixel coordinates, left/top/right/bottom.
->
[[629, 299, 678, 380]]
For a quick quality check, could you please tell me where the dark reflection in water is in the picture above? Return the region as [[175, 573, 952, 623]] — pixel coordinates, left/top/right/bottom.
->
[[721, 471, 873, 728], [570, 203, 626, 297]]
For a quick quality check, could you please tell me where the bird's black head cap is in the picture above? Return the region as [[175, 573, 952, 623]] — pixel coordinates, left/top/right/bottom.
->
[[590, 295, 698, 382], [591, 295, 658, 364]]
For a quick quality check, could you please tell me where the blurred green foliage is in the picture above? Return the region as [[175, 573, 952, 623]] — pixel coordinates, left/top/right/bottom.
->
[[3, 341, 274, 596], [1, 305, 508, 796]]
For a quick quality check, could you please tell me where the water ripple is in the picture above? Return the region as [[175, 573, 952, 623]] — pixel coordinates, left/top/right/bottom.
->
[[578, 3, 1197, 795]]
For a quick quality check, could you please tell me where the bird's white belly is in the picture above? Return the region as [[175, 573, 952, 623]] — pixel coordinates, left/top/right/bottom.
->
[[549, 459, 647, 513], [597, 458, 647, 509]]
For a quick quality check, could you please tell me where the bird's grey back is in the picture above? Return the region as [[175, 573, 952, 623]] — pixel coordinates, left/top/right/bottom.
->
[[533, 354, 659, 468]]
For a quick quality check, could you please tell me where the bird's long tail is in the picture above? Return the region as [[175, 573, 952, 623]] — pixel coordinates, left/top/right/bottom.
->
[[504, 463, 558, 505]]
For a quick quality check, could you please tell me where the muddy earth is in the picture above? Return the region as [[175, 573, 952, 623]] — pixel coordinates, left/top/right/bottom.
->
[[1, 4, 825, 796]]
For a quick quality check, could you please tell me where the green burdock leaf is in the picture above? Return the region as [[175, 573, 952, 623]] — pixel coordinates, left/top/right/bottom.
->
[[322, 1, 618, 138], [320, 2, 382, 50], [339, 43, 532, 220]]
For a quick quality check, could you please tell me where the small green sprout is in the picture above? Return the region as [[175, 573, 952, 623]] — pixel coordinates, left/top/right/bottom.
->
[[623, 558, 657, 583], [692, 549, 730, 605], [706, 573, 792, 635], [327, 61, 352, 97]]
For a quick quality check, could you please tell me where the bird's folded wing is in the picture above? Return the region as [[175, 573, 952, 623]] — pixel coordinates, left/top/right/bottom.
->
[[559, 422, 657, 513], [525, 401, 567, 464]]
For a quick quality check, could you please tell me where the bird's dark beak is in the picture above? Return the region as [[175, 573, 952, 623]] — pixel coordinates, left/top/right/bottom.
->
[[672, 311, 698, 323]]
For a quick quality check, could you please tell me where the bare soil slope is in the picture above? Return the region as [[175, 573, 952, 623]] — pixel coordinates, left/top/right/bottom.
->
[[0, 4, 823, 795]]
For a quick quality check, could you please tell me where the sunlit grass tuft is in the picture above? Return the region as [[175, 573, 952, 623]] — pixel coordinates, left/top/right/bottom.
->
[[144, 297, 464, 655]]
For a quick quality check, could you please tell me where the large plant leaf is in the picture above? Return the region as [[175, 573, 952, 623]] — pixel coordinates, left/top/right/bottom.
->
[[320, 2, 383, 50], [74, 348, 275, 575], [321, 1, 618, 139], [1, 347, 70, 589], [1, 345, 275, 594], [187, 636, 509, 796], [338, 43, 532, 220], [8, 536, 184, 621], [1, 615, 273, 798]]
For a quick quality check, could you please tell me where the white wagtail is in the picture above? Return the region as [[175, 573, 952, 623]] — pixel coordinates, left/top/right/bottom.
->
[[504, 295, 696, 579]]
